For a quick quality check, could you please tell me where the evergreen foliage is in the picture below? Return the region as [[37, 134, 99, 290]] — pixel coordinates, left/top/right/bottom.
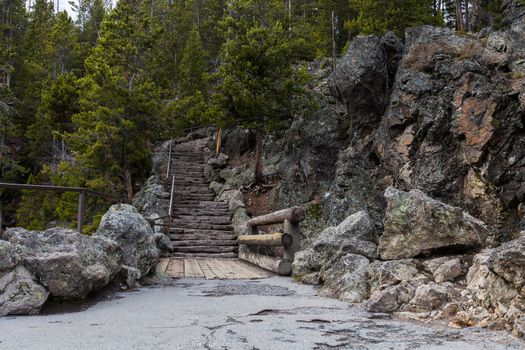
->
[[0, 0, 510, 231]]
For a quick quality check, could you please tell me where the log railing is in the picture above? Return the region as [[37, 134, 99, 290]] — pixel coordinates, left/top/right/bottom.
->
[[238, 207, 305, 276], [0, 182, 111, 234]]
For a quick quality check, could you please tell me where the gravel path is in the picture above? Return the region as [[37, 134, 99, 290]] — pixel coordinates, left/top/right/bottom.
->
[[0, 277, 523, 350]]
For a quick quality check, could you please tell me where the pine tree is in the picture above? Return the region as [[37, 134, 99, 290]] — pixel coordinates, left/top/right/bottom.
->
[[216, 1, 312, 184], [64, 0, 160, 201], [347, 0, 443, 36], [178, 26, 208, 98]]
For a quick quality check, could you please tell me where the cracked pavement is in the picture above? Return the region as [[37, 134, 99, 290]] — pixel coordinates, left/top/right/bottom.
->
[[0, 277, 523, 349]]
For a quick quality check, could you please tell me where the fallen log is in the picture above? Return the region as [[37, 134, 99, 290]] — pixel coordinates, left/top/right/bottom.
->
[[238, 251, 292, 276], [237, 232, 292, 247]]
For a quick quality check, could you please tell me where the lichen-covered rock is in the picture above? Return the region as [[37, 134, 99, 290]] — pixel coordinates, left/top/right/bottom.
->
[[402, 282, 458, 312], [292, 211, 376, 282], [367, 259, 419, 293], [228, 190, 245, 213], [319, 253, 369, 303], [311, 211, 376, 259], [486, 236, 525, 289], [6, 227, 121, 300], [95, 204, 159, 280], [132, 176, 170, 218], [0, 266, 48, 316], [232, 207, 250, 238], [154, 232, 173, 253], [378, 187, 490, 260], [0, 240, 20, 271]]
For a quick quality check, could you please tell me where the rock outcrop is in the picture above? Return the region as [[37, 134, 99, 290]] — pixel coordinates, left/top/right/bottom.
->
[[378, 187, 490, 259], [95, 204, 159, 284], [5, 227, 121, 300]]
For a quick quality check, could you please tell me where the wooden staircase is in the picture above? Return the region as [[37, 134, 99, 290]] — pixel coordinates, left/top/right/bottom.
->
[[168, 139, 238, 258]]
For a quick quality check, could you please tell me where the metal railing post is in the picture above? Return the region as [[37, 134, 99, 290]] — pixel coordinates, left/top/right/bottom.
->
[[168, 175, 175, 220], [77, 190, 85, 234], [166, 138, 173, 179]]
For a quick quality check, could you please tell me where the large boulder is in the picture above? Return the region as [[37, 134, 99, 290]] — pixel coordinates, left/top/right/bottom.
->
[[378, 187, 490, 260], [328, 35, 390, 123], [319, 253, 369, 303], [292, 211, 376, 280], [95, 204, 159, 280], [5, 227, 121, 300]]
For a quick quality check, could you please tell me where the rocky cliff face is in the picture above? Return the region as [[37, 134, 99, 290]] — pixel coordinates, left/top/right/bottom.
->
[[213, 13, 525, 338], [266, 24, 525, 242]]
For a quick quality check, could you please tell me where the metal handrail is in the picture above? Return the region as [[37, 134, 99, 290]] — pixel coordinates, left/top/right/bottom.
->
[[0, 182, 112, 234], [165, 138, 173, 179]]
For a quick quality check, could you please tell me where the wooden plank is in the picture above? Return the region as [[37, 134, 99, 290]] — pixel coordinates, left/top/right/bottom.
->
[[221, 259, 260, 279], [184, 258, 205, 278], [238, 252, 292, 276], [213, 258, 240, 280], [198, 259, 219, 280], [205, 259, 232, 279], [238, 232, 292, 247], [166, 258, 184, 278], [156, 258, 171, 274]]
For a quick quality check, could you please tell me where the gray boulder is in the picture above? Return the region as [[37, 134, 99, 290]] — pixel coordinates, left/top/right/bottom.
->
[[0, 265, 48, 316], [319, 253, 369, 303], [0, 240, 20, 271], [132, 176, 170, 218], [329, 35, 389, 121], [292, 211, 376, 280], [148, 213, 173, 253], [367, 259, 419, 293], [378, 187, 490, 260], [6, 227, 121, 300], [95, 204, 159, 280]]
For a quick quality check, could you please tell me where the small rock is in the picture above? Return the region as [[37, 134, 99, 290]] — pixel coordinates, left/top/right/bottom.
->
[[433, 258, 462, 283]]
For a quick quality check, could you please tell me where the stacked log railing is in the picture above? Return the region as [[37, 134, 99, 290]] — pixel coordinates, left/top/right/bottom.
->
[[238, 207, 305, 276]]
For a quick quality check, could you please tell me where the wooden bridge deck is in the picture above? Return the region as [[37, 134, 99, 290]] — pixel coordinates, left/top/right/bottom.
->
[[157, 258, 274, 280]]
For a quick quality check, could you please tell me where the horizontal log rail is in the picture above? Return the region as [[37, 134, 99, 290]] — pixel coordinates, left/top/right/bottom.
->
[[0, 182, 112, 234], [239, 252, 292, 276], [247, 207, 305, 227], [237, 232, 292, 247], [239, 206, 305, 276]]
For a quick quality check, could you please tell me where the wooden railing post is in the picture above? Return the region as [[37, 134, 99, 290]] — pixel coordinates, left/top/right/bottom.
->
[[283, 219, 300, 261], [77, 190, 85, 234]]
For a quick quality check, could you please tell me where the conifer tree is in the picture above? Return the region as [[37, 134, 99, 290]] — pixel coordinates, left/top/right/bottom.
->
[[64, 0, 160, 201], [178, 26, 208, 98], [216, 0, 311, 184], [347, 0, 443, 36]]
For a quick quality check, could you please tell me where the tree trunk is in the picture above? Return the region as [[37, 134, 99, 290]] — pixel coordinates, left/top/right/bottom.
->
[[124, 168, 133, 203], [254, 131, 263, 185], [455, 0, 465, 31]]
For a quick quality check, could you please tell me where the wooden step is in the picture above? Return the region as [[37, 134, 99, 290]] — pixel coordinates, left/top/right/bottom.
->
[[173, 240, 238, 246], [171, 228, 234, 235], [171, 252, 237, 258], [170, 223, 234, 230], [170, 233, 237, 241], [172, 246, 237, 253], [172, 216, 231, 224]]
